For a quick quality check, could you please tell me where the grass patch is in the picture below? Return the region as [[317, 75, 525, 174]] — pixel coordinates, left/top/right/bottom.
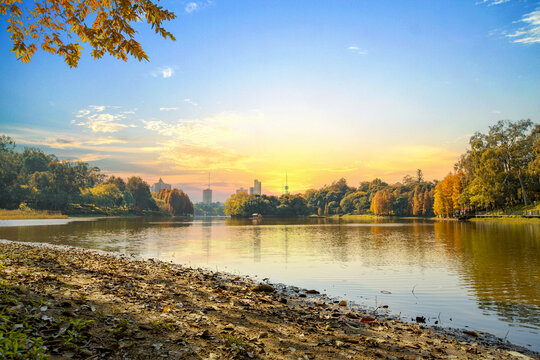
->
[[330, 214, 383, 220], [469, 217, 540, 224], [0, 280, 49, 359], [220, 334, 248, 354], [0, 209, 67, 220]]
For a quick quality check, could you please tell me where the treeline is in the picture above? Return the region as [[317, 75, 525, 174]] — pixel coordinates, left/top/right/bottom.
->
[[450, 120, 539, 213], [225, 192, 311, 217], [224, 120, 539, 218], [0, 136, 194, 215], [194, 202, 225, 216], [224, 173, 434, 217]]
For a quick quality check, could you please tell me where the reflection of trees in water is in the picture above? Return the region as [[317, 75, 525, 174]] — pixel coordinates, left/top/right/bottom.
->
[[251, 226, 261, 263], [201, 219, 212, 262], [283, 226, 289, 264], [0, 217, 194, 255], [434, 221, 540, 325], [477, 300, 540, 327]]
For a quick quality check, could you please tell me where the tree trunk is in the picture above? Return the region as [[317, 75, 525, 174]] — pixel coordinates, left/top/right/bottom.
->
[[517, 168, 529, 206]]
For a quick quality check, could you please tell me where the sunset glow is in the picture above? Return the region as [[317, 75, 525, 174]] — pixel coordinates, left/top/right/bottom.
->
[[1, 0, 539, 201]]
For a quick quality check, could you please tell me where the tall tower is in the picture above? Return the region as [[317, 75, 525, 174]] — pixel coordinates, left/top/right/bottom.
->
[[202, 173, 212, 204], [254, 179, 262, 195], [284, 172, 289, 195]]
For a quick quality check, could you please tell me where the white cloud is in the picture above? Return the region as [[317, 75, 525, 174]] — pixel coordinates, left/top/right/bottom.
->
[[185, 1, 212, 14], [184, 98, 198, 106], [141, 112, 265, 171], [75, 109, 91, 118], [89, 105, 106, 112], [86, 137, 129, 145], [142, 111, 264, 146], [74, 106, 136, 133], [76, 154, 112, 162], [79, 114, 128, 133], [185, 2, 198, 13], [151, 66, 174, 78], [475, 0, 510, 5], [159, 107, 179, 111], [507, 8, 540, 44], [347, 46, 368, 55]]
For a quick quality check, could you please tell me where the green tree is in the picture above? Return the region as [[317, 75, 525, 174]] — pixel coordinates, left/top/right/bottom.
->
[[340, 191, 368, 214], [21, 148, 51, 175], [0, 136, 23, 208], [126, 176, 157, 211], [105, 176, 126, 191], [457, 120, 539, 208], [81, 183, 125, 207]]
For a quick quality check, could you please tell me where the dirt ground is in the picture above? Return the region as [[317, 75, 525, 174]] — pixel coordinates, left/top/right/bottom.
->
[[0, 240, 537, 359]]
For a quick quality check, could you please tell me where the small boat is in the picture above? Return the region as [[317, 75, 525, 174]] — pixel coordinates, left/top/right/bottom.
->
[[251, 213, 263, 220]]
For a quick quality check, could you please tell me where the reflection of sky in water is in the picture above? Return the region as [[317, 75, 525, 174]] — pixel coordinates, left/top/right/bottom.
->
[[0, 217, 539, 351]]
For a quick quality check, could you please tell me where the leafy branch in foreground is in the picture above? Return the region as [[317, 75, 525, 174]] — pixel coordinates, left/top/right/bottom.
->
[[0, 0, 176, 67]]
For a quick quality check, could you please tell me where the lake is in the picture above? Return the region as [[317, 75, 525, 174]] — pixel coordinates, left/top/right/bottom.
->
[[0, 216, 538, 351]]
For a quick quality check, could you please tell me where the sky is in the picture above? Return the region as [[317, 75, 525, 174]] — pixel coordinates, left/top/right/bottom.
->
[[0, 0, 539, 202]]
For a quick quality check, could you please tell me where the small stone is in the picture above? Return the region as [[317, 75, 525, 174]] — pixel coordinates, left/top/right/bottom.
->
[[339, 301, 347, 306], [252, 284, 274, 292], [79, 348, 93, 356]]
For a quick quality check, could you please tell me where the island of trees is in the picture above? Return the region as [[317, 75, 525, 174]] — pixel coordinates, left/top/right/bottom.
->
[[225, 120, 539, 218], [0, 136, 193, 216]]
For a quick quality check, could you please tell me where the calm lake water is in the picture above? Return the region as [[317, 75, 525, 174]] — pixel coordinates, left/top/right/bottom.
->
[[0, 217, 539, 351]]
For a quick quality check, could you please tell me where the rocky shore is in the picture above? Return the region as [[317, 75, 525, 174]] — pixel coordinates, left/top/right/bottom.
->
[[0, 240, 537, 359]]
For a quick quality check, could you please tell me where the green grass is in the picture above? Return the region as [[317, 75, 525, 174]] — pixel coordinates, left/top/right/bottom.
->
[[469, 217, 540, 224], [0, 209, 67, 220], [331, 214, 383, 220], [0, 265, 49, 359]]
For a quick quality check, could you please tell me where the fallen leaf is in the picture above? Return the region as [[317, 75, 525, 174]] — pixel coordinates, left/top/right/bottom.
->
[[361, 317, 376, 323]]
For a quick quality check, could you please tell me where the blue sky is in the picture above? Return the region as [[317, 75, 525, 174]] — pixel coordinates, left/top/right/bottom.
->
[[0, 0, 539, 201]]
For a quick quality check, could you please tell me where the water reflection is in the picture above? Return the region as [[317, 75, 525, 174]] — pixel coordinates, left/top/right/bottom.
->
[[434, 221, 540, 328], [0, 217, 538, 350]]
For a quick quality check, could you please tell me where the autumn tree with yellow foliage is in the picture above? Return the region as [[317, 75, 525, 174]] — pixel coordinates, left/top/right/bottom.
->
[[156, 188, 194, 215], [0, 0, 176, 67], [433, 173, 463, 217], [370, 188, 394, 215]]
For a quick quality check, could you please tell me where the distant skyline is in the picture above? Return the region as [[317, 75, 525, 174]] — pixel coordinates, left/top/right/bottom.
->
[[1, 0, 539, 202]]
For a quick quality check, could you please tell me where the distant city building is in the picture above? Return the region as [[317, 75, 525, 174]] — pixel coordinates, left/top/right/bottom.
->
[[203, 173, 212, 204], [203, 188, 212, 204], [236, 187, 248, 194], [151, 178, 171, 193], [253, 179, 262, 195], [249, 187, 254, 195]]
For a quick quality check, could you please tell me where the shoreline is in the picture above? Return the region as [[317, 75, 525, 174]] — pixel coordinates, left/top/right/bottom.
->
[[0, 240, 537, 359], [2, 211, 540, 224]]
